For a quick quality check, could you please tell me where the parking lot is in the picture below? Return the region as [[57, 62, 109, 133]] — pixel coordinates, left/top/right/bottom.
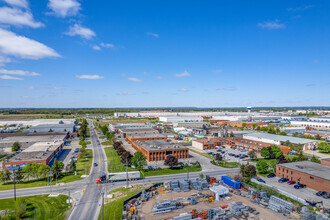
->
[[257, 175, 330, 208]]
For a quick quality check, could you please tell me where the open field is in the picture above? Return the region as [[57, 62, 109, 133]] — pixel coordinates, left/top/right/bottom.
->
[[0, 194, 71, 219], [0, 150, 93, 191], [0, 113, 74, 120]]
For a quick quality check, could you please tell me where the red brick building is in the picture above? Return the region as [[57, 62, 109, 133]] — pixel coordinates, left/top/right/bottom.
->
[[2, 141, 64, 171], [126, 133, 167, 143], [192, 137, 290, 154], [276, 161, 330, 192], [131, 140, 189, 162], [321, 158, 330, 166], [209, 120, 266, 128]]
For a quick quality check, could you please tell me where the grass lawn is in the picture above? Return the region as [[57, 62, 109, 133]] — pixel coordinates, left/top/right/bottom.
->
[[79, 141, 91, 145], [143, 165, 202, 177], [189, 148, 214, 159], [257, 170, 274, 177], [98, 185, 148, 220], [319, 152, 330, 155], [0, 152, 15, 161], [104, 147, 137, 173], [0, 150, 93, 191], [212, 160, 240, 168], [0, 194, 71, 219], [99, 136, 106, 139], [101, 141, 112, 146]]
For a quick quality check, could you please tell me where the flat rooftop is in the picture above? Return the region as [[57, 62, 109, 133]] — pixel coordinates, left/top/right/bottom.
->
[[127, 133, 166, 138], [119, 127, 158, 133], [0, 135, 64, 143], [277, 161, 330, 181], [244, 132, 319, 144], [134, 140, 188, 151], [4, 141, 63, 162]]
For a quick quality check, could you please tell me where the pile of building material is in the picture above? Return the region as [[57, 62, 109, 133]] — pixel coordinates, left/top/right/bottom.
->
[[153, 199, 182, 214], [171, 180, 181, 192], [268, 195, 293, 214], [173, 213, 193, 220], [189, 179, 202, 190], [179, 179, 190, 192], [228, 201, 252, 217]]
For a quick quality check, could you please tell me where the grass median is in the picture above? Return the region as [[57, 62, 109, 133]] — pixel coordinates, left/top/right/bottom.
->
[[0, 150, 93, 191], [0, 194, 71, 219]]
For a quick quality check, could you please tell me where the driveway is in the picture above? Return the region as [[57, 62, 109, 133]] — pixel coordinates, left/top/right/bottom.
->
[[259, 176, 330, 208]]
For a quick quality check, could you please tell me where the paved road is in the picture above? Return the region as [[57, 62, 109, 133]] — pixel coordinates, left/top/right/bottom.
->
[[68, 120, 107, 220]]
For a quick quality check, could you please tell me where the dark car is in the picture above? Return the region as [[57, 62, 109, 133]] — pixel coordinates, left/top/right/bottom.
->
[[323, 193, 330, 199], [316, 191, 326, 197], [278, 178, 289, 183], [294, 183, 306, 189], [258, 178, 266, 183], [267, 173, 276, 178], [94, 163, 98, 166], [239, 156, 245, 159], [217, 149, 221, 152], [287, 181, 296, 185]]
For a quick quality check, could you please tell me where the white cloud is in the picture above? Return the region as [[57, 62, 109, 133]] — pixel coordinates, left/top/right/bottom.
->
[[0, 69, 40, 76], [92, 45, 101, 51], [120, 73, 127, 77], [147, 32, 159, 38], [0, 74, 23, 80], [0, 7, 43, 28], [0, 28, 60, 59], [179, 88, 188, 92], [76, 74, 104, 80], [92, 43, 114, 51], [100, 42, 114, 48], [0, 56, 11, 66], [48, 0, 81, 17], [65, 24, 96, 40], [153, 76, 162, 80], [258, 20, 285, 30], [128, 77, 142, 82], [4, 0, 29, 8], [175, 70, 190, 77]]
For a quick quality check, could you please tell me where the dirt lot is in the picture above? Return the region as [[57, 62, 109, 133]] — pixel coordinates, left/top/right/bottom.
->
[[139, 189, 286, 220]]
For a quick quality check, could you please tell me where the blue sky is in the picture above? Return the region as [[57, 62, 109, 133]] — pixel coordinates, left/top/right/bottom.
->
[[0, 0, 329, 108]]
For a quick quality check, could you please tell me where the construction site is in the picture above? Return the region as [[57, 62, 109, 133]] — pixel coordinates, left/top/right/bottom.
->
[[121, 175, 304, 220]]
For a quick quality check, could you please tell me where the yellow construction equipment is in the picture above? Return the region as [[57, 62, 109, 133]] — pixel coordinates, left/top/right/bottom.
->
[[160, 190, 172, 193], [198, 196, 214, 203], [158, 186, 165, 191], [130, 206, 137, 215]]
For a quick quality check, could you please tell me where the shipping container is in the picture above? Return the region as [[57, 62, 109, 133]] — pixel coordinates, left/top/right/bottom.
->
[[221, 176, 241, 189]]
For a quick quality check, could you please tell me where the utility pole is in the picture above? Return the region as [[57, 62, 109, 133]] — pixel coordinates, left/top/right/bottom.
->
[[13, 170, 16, 201], [187, 159, 189, 180], [68, 191, 71, 208], [126, 157, 128, 188], [34, 207, 36, 220], [102, 191, 104, 220]]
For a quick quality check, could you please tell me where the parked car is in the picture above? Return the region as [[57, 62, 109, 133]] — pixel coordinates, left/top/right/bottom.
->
[[316, 191, 327, 197], [94, 163, 98, 166], [267, 173, 276, 178], [294, 183, 306, 189], [234, 155, 240, 158], [278, 178, 289, 183], [287, 181, 296, 185], [239, 156, 245, 159], [258, 178, 266, 183], [217, 149, 221, 152], [323, 193, 330, 199]]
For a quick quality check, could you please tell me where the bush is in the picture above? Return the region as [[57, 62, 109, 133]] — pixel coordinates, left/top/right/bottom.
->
[[234, 174, 244, 182]]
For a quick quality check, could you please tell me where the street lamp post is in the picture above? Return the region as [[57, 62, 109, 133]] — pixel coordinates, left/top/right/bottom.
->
[[13, 170, 16, 201]]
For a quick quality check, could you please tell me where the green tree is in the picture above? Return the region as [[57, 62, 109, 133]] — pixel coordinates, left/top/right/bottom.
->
[[131, 152, 147, 171], [31, 163, 39, 178], [164, 155, 178, 168], [230, 131, 234, 137], [68, 160, 76, 173], [22, 164, 33, 181], [315, 134, 321, 140], [38, 164, 50, 177], [242, 123, 246, 128], [15, 167, 24, 182], [310, 155, 321, 163], [269, 160, 277, 173], [292, 133, 298, 137], [256, 160, 269, 174], [247, 150, 257, 160], [3, 169, 12, 183], [270, 145, 283, 159], [52, 158, 64, 179], [279, 131, 287, 136], [199, 173, 204, 179], [11, 142, 21, 152], [240, 162, 256, 177], [260, 147, 270, 158], [252, 124, 257, 129], [318, 142, 330, 153]]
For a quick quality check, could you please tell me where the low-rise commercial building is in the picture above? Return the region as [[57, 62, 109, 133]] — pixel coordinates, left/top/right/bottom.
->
[[321, 158, 330, 167], [192, 138, 222, 150], [159, 117, 203, 123], [243, 132, 320, 151], [23, 123, 76, 133], [220, 137, 290, 154], [126, 133, 167, 143], [131, 140, 189, 161], [290, 121, 330, 130], [276, 161, 330, 192], [117, 127, 159, 138], [2, 141, 64, 171]]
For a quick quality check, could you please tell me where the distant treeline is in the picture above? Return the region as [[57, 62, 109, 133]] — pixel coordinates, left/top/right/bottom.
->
[[0, 106, 329, 115]]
